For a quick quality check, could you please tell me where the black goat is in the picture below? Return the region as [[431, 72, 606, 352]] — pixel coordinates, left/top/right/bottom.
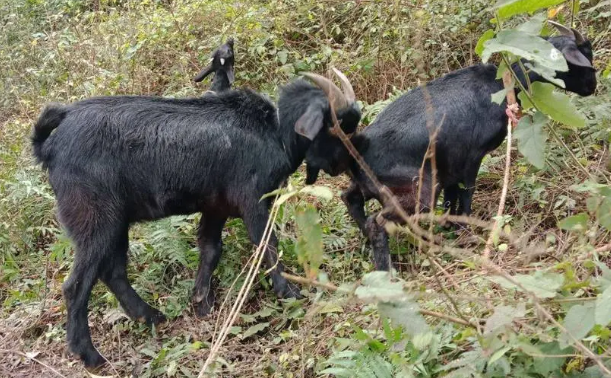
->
[[31, 70, 359, 368], [310, 22, 597, 270], [193, 37, 235, 92]]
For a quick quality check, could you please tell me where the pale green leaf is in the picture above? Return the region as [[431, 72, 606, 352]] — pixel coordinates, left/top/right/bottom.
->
[[241, 322, 269, 339], [516, 13, 546, 35], [355, 271, 404, 302], [495, 0, 566, 19], [295, 205, 323, 276], [595, 285, 611, 326], [299, 185, 333, 200], [514, 111, 548, 169], [484, 303, 526, 334], [482, 30, 568, 73], [475, 29, 495, 58], [489, 346, 511, 365], [528, 82, 586, 128], [491, 87, 510, 105], [278, 49, 288, 65], [490, 271, 564, 298], [559, 303, 596, 348], [319, 302, 344, 314], [596, 195, 611, 231], [558, 212, 589, 232]]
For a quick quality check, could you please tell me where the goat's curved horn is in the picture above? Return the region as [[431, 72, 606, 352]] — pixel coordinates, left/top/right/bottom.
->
[[548, 20, 575, 38], [570, 27, 586, 45], [331, 67, 356, 104], [302, 72, 349, 110]]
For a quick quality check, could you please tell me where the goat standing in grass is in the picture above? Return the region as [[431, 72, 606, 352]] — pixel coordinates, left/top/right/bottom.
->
[[307, 22, 597, 271], [193, 37, 235, 92], [32, 69, 359, 369]]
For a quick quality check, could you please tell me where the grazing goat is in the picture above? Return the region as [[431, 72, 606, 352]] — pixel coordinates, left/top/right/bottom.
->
[[193, 37, 235, 92], [31, 69, 359, 368], [309, 22, 597, 271]]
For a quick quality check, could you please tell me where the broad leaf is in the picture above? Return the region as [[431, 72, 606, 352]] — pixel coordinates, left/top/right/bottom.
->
[[516, 13, 546, 35], [558, 212, 589, 232], [595, 285, 611, 326], [596, 195, 611, 231], [514, 111, 547, 169], [299, 185, 333, 200], [490, 271, 564, 298], [355, 272, 429, 335], [482, 30, 568, 73], [241, 322, 269, 339], [495, 0, 566, 19], [295, 205, 323, 278], [475, 29, 495, 58], [532, 342, 573, 375], [559, 302, 596, 348], [521, 82, 586, 128], [484, 303, 526, 334], [491, 87, 510, 105]]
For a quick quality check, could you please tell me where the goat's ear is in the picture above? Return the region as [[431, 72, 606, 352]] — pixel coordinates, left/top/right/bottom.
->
[[226, 64, 235, 84], [562, 45, 594, 68], [193, 62, 214, 82], [295, 103, 324, 140]]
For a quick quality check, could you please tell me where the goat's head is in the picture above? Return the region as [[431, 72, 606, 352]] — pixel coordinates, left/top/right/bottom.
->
[[279, 68, 361, 184], [547, 21, 596, 96], [193, 37, 235, 84]]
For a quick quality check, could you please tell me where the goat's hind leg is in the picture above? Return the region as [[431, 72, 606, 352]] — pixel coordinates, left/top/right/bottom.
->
[[192, 214, 227, 317], [99, 225, 166, 326]]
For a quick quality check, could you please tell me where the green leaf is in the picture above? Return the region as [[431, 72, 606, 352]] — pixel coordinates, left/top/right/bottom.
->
[[526, 82, 586, 128], [490, 271, 564, 298], [294, 205, 323, 277], [482, 30, 568, 73], [595, 286, 611, 326], [484, 304, 526, 334], [559, 302, 596, 348], [514, 111, 548, 169], [475, 29, 495, 58], [495, 0, 566, 19], [558, 212, 589, 232], [299, 185, 333, 200], [278, 49, 288, 65], [596, 195, 611, 231], [319, 302, 344, 314], [516, 13, 546, 35], [532, 342, 572, 375], [355, 272, 429, 335], [241, 322, 269, 339], [489, 346, 511, 365], [491, 87, 510, 105]]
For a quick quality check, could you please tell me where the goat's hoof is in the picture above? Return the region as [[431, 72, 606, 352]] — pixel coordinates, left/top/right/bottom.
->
[[82, 350, 106, 371], [193, 301, 213, 318], [140, 308, 167, 326], [279, 282, 303, 300]]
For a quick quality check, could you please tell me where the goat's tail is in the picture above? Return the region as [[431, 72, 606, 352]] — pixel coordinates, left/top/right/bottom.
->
[[32, 104, 68, 165]]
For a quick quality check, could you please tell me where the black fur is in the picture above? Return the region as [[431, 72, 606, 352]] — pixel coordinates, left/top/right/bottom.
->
[[323, 34, 597, 271], [31, 79, 360, 368]]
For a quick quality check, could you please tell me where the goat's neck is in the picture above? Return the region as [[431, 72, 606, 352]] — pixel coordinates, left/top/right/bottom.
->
[[210, 72, 231, 92]]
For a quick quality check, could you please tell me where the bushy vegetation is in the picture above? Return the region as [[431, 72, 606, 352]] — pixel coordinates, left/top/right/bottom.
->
[[1, 0, 610, 377]]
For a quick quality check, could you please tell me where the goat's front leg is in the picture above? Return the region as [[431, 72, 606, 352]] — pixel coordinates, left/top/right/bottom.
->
[[341, 182, 368, 235], [242, 206, 302, 300], [365, 212, 392, 271]]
